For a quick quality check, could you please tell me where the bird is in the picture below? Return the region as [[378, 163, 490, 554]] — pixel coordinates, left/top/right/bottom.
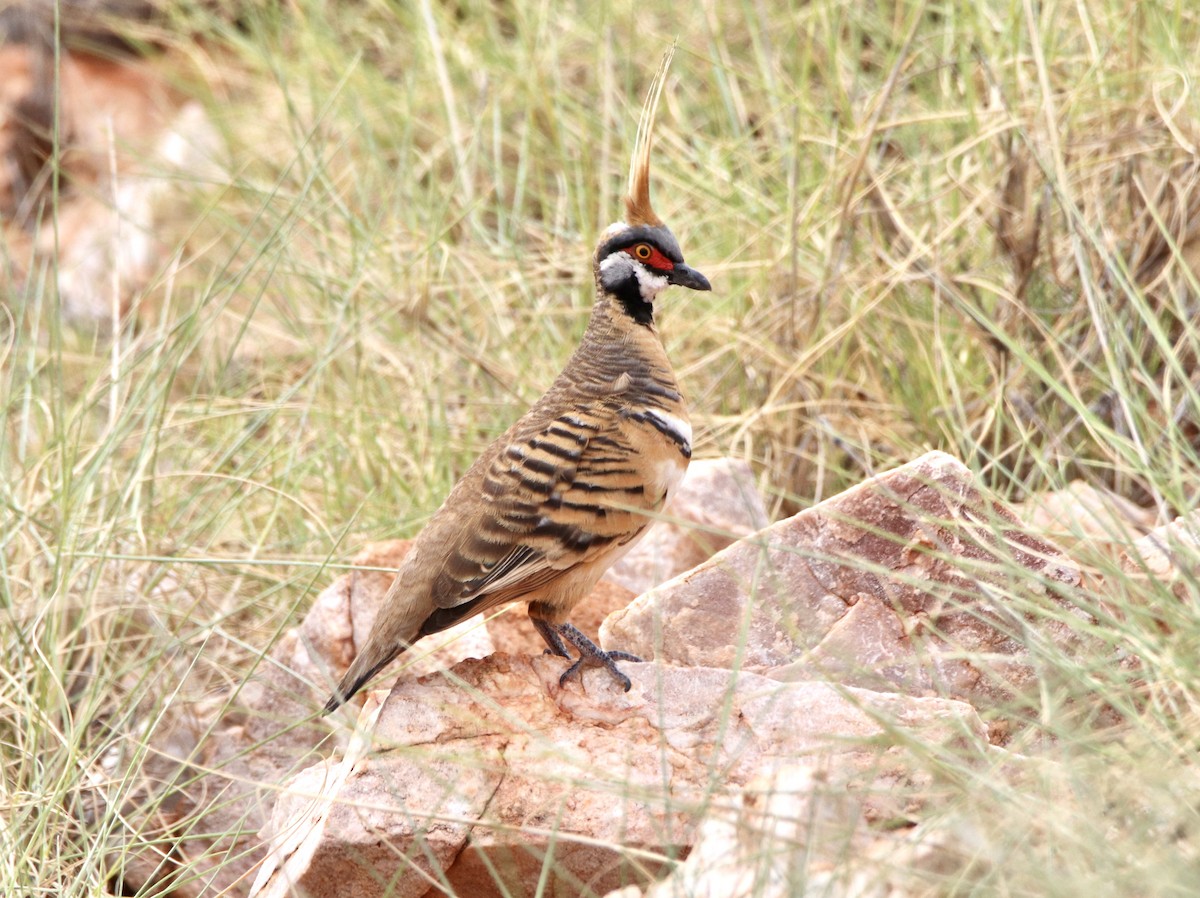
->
[[324, 52, 709, 714]]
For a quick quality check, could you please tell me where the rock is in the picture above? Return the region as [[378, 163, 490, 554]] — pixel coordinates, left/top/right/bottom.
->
[[113, 539, 497, 897], [796, 819, 992, 898], [50, 101, 224, 325], [1121, 512, 1200, 604], [607, 458, 770, 596], [253, 653, 987, 898], [601, 451, 1087, 713], [253, 691, 506, 898], [628, 764, 868, 898], [112, 661, 340, 896], [610, 762, 998, 898], [486, 577, 636, 658], [1, 43, 224, 327], [1014, 481, 1154, 558]]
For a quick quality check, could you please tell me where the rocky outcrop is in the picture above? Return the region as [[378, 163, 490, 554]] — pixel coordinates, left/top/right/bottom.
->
[[1121, 511, 1200, 605], [0, 41, 223, 326], [1014, 480, 1155, 558], [122, 452, 1115, 898], [611, 765, 855, 898], [602, 763, 993, 898], [110, 540, 497, 897], [251, 654, 987, 898], [601, 452, 1088, 711]]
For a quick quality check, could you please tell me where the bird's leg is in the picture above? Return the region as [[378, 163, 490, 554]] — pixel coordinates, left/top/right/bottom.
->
[[532, 617, 572, 659], [553, 622, 641, 692]]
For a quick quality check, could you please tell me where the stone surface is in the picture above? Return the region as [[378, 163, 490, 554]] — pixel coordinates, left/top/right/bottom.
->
[[255, 693, 504, 898], [1014, 481, 1155, 558], [607, 762, 994, 898], [601, 451, 1087, 711], [629, 764, 867, 898], [1, 44, 224, 325], [112, 645, 341, 896], [607, 458, 770, 596], [1121, 511, 1200, 604], [114, 539, 495, 897], [252, 653, 986, 898]]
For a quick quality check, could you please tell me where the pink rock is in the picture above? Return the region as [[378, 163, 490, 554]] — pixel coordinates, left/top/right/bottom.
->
[[300, 539, 496, 701], [601, 452, 1087, 712], [631, 764, 871, 898], [1014, 481, 1154, 558], [115, 539, 495, 897], [255, 653, 985, 898], [1121, 511, 1200, 604]]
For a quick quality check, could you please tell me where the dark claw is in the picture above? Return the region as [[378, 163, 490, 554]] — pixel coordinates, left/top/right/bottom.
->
[[558, 657, 631, 691], [558, 659, 584, 687], [614, 669, 632, 692]]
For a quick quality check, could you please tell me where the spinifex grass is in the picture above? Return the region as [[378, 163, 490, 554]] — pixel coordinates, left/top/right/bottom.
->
[[4, 0, 1200, 894]]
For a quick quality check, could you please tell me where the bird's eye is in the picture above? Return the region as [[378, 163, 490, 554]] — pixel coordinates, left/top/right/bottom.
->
[[634, 244, 652, 260]]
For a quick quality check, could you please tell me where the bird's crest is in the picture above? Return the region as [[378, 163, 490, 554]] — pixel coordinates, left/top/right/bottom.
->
[[624, 46, 675, 228]]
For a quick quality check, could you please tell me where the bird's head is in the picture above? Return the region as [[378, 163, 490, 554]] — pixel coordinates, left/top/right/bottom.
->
[[593, 51, 710, 325]]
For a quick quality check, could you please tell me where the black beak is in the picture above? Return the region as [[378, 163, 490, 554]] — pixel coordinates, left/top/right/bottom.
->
[[668, 263, 711, 292]]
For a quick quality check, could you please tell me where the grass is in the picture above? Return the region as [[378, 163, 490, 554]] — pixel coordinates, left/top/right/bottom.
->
[[4, 0, 1200, 894]]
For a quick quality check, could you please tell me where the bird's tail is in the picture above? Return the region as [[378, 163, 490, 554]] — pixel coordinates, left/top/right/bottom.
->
[[322, 642, 406, 714]]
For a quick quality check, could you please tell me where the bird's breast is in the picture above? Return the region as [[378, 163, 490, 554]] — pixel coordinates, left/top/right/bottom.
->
[[620, 404, 691, 506]]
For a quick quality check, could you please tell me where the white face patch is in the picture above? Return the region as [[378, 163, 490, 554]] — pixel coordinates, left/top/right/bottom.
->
[[632, 264, 669, 301], [599, 251, 669, 303]]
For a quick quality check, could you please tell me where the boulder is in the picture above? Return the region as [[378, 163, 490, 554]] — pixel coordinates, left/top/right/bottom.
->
[[601, 452, 1087, 713], [621, 764, 868, 898], [608, 762, 994, 898], [114, 539, 494, 897], [302, 539, 497, 701], [1121, 511, 1200, 604], [252, 653, 987, 898], [1014, 481, 1154, 559], [110, 647, 340, 896]]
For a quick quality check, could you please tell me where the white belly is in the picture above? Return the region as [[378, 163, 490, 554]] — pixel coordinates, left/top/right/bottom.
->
[[652, 455, 688, 505]]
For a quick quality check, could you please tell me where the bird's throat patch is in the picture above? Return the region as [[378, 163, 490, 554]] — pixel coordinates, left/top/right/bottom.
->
[[599, 253, 665, 325]]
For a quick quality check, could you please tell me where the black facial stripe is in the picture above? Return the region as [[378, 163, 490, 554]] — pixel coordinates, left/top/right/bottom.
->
[[610, 273, 654, 326], [596, 226, 684, 264]]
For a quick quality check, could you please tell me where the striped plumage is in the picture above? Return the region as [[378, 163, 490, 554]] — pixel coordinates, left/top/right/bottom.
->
[[324, 54, 709, 713]]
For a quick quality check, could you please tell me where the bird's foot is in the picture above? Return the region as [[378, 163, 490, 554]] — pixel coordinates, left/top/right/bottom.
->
[[606, 650, 641, 662], [554, 622, 641, 692]]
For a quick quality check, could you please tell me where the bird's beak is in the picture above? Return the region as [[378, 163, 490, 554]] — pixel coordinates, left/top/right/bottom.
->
[[667, 263, 712, 292]]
